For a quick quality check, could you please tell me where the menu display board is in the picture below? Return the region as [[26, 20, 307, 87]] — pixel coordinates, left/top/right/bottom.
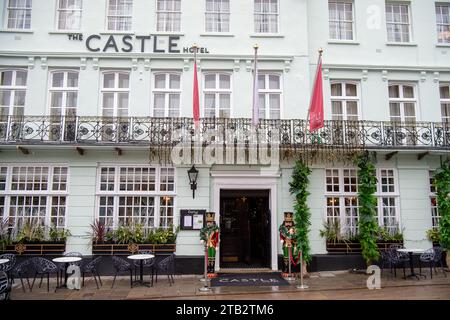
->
[[180, 210, 206, 230]]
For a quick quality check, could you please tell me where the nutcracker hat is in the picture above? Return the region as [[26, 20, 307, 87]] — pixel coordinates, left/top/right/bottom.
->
[[206, 212, 215, 222], [284, 212, 293, 222]]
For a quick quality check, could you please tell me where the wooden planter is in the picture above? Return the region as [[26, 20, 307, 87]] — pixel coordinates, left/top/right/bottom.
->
[[92, 243, 176, 256], [326, 241, 404, 253], [1, 243, 66, 255]]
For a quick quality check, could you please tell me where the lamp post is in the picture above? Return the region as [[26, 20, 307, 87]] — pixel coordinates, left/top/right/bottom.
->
[[188, 165, 199, 198]]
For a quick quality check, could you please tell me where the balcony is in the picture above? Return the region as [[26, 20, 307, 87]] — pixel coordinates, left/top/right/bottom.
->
[[0, 116, 449, 150]]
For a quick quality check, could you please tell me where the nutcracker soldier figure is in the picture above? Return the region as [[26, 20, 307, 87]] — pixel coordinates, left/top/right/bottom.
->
[[279, 212, 301, 277], [200, 212, 220, 278]]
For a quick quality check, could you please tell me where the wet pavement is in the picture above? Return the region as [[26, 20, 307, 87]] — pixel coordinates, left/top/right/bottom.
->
[[10, 269, 450, 300]]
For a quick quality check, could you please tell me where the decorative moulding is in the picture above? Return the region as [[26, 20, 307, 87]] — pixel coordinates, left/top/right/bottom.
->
[[40, 57, 47, 70], [420, 71, 427, 82], [382, 70, 388, 82], [132, 58, 138, 71], [183, 59, 190, 71], [434, 72, 440, 83], [92, 58, 99, 70], [80, 58, 87, 70], [246, 60, 252, 72], [144, 59, 151, 71], [323, 68, 329, 80], [234, 59, 240, 72], [27, 57, 35, 69], [284, 60, 291, 73], [362, 70, 368, 81]]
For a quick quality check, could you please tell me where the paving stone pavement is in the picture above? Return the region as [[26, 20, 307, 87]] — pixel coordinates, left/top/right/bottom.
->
[[9, 270, 450, 300]]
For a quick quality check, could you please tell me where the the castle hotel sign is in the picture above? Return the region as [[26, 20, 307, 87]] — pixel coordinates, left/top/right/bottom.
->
[[67, 33, 210, 54]]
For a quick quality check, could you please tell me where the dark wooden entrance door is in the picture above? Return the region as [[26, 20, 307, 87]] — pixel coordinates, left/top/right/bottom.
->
[[219, 189, 271, 268]]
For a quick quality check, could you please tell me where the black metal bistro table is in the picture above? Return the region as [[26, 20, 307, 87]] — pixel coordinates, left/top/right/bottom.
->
[[397, 248, 426, 280], [127, 254, 155, 288], [52, 256, 83, 289]]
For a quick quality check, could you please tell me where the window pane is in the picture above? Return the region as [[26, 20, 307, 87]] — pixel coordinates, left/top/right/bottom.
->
[[52, 72, 64, 88], [268, 75, 280, 90], [219, 74, 230, 89], [0, 71, 13, 86], [346, 84, 357, 97], [205, 74, 216, 89], [403, 86, 414, 98], [118, 73, 129, 88], [155, 74, 166, 89], [389, 85, 400, 98], [103, 73, 115, 88], [169, 74, 180, 89], [331, 83, 342, 96]]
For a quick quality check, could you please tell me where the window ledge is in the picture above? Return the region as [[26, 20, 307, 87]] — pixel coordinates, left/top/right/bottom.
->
[[99, 31, 135, 35], [250, 33, 284, 38], [0, 29, 33, 34], [49, 30, 84, 34], [436, 43, 450, 48], [386, 42, 418, 47], [151, 32, 185, 36], [200, 33, 235, 37], [327, 40, 360, 45]]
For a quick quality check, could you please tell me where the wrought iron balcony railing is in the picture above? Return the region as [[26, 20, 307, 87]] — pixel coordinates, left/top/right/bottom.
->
[[0, 116, 449, 150]]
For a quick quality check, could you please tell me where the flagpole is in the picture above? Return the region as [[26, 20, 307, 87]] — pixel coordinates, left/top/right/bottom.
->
[[193, 43, 199, 131], [305, 48, 323, 130], [252, 44, 259, 128]]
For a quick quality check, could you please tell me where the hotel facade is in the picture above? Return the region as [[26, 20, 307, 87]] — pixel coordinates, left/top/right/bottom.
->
[[0, 0, 449, 272]]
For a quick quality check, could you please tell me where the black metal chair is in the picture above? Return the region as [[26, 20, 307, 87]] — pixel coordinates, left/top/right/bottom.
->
[[111, 256, 133, 289], [10, 258, 34, 292], [153, 254, 175, 286], [0, 271, 11, 301], [389, 247, 410, 278], [30, 257, 60, 292], [432, 246, 447, 277], [81, 256, 103, 289], [0, 253, 16, 282], [379, 250, 391, 275], [133, 250, 155, 282], [419, 248, 435, 279]]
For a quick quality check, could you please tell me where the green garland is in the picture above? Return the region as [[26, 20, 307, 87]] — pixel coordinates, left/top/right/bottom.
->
[[289, 160, 312, 263], [355, 152, 380, 265], [435, 159, 450, 251]]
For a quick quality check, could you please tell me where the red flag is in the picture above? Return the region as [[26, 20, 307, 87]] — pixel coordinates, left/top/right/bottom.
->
[[193, 61, 200, 125], [309, 56, 324, 132]]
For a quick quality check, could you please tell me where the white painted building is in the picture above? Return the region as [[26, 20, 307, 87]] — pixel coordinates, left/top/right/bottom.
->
[[0, 0, 449, 272]]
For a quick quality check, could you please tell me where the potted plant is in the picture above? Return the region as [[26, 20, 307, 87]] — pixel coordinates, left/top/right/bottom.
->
[[434, 159, 450, 269], [320, 220, 359, 253], [426, 228, 441, 246], [1, 219, 69, 255], [91, 220, 179, 255]]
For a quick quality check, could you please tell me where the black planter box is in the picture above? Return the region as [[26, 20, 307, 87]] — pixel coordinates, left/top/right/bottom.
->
[[92, 243, 176, 255], [1, 243, 66, 255], [326, 241, 404, 253]]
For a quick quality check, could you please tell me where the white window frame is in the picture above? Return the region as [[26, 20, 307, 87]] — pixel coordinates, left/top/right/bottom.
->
[[151, 71, 182, 118], [324, 168, 359, 237], [55, 0, 82, 31], [100, 71, 130, 118], [258, 73, 283, 120], [254, 0, 279, 34], [375, 168, 401, 233], [47, 70, 79, 117], [328, 0, 355, 41], [429, 170, 440, 229], [95, 165, 177, 230], [156, 0, 182, 32], [106, 0, 133, 31], [440, 84, 450, 123], [436, 3, 450, 44], [202, 72, 232, 118], [388, 83, 417, 123], [386, 2, 412, 43], [0, 164, 69, 230], [0, 69, 28, 119], [330, 81, 360, 121], [205, 0, 230, 33], [5, 0, 32, 30]]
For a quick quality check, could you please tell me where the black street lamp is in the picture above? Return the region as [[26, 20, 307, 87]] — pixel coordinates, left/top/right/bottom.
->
[[188, 165, 199, 198]]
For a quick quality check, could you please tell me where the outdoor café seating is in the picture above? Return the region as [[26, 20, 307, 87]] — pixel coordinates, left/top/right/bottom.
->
[[30, 257, 60, 293], [153, 254, 175, 286], [0, 271, 11, 301], [81, 256, 103, 289], [111, 256, 134, 289]]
